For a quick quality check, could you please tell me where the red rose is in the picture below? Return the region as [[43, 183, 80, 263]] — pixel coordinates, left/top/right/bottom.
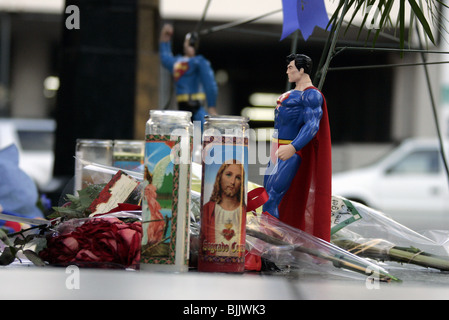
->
[[40, 217, 142, 268]]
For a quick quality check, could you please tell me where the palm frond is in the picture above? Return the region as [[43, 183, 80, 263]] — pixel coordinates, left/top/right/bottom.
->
[[329, 0, 448, 48]]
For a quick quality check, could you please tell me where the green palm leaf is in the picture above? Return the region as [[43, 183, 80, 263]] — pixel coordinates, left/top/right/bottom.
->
[[317, 0, 448, 88], [328, 0, 446, 48]]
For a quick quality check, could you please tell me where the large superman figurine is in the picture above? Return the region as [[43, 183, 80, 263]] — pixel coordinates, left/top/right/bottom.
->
[[159, 24, 218, 127], [263, 54, 332, 242]]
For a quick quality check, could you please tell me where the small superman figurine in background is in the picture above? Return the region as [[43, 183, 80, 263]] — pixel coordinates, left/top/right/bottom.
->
[[263, 53, 332, 242], [159, 24, 218, 127]]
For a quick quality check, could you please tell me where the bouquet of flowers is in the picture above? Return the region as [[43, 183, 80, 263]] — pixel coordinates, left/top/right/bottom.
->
[[0, 167, 143, 269], [39, 215, 142, 269]]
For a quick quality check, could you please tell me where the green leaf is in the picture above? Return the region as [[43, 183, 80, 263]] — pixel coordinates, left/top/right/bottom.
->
[[346, 0, 366, 38], [408, 0, 436, 44], [0, 228, 12, 247], [51, 183, 107, 219], [328, 0, 439, 49], [13, 236, 27, 246], [0, 247, 17, 265], [23, 250, 46, 267], [372, 0, 395, 47], [23, 237, 47, 254], [399, 0, 406, 50]]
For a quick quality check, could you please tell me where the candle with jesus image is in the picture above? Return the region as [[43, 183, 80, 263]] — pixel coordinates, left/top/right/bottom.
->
[[198, 116, 249, 273]]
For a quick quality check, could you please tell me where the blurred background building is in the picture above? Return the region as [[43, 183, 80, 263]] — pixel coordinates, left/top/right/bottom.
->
[[0, 0, 448, 187]]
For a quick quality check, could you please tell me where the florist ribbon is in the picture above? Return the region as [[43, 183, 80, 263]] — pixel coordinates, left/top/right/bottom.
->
[[281, 0, 330, 41], [246, 187, 269, 213], [245, 187, 270, 271]]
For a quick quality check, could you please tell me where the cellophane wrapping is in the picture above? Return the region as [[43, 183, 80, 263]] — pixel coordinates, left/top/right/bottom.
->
[[189, 189, 398, 281], [330, 196, 449, 272]]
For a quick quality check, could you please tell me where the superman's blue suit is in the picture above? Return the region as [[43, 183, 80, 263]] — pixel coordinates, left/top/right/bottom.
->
[[160, 41, 218, 127], [263, 87, 332, 241]]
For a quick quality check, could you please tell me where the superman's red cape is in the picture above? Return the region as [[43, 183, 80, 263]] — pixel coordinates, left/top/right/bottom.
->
[[278, 86, 332, 242]]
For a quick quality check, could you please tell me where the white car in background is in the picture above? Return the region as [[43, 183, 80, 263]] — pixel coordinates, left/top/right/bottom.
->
[[0, 118, 56, 190], [332, 138, 449, 229]]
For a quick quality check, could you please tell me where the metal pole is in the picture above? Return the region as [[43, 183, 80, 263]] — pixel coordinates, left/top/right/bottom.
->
[[199, 9, 282, 36], [415, 24, 449, 186], [335, 46, 449, 55], [328, 60, 449, 71]]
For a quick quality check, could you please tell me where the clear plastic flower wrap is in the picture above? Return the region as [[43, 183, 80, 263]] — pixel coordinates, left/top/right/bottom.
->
[[244, 210, 399, 281], [189, 190, 201, 268], [330, 196, 449, 272], [188, 187, 398, 281]]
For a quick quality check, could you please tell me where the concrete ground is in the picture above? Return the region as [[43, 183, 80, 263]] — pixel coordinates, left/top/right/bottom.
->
[[2, 261, 449, 300]]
